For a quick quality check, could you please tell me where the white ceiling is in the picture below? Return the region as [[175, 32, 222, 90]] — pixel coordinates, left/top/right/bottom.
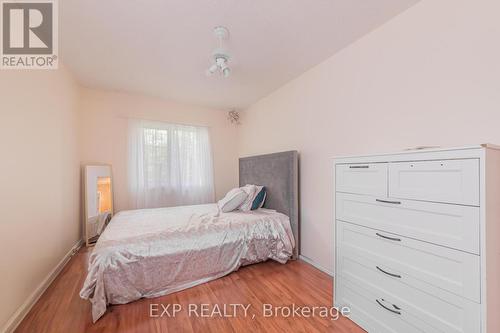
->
[[60, 0, 418, 110]]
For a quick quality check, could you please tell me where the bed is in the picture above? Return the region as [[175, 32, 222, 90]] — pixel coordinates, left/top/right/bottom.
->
[[80, 151, 299, 322]]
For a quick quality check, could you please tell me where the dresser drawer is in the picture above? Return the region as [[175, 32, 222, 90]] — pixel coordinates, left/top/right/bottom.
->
[[336, 163, 387, 196], [335, 278, 419, 333], [336, 253, 481, 333], [337, 221, 480, 302], [336, 192, 480, 253], [388, 159, 479, 206]]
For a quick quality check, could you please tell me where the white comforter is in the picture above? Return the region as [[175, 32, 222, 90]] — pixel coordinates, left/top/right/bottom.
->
[[80, 204, 295, 322]]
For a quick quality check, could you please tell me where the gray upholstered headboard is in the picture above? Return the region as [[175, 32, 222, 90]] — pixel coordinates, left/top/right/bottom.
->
[[239, 151, 299, 259]]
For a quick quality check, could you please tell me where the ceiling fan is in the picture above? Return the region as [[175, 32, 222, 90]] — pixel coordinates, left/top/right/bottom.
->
[[206, 26, 231, 78]]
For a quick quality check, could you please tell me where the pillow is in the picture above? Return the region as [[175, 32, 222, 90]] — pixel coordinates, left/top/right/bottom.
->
[[238, 184, 257, 212], [218, 188, 248, 213], [251, 186, 267, 210]]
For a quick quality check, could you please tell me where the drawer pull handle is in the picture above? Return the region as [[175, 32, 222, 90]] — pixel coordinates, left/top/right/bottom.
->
[[376, 266, 402, 278], [376, 199, 401, 205], [375, 232, 401, 242], [349, 165, 369, 169], [376, 299, 401, 315]]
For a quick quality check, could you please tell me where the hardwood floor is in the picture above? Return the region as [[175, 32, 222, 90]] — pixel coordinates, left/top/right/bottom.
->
[[15, 247, 364, 333]]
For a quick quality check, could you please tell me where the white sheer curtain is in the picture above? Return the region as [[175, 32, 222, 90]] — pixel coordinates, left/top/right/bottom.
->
[[128, 119, 215, 209]]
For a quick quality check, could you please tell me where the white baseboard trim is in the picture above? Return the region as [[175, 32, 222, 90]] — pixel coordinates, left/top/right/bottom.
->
[[2, 239, 84, 333], [299, 255, 334, 277]]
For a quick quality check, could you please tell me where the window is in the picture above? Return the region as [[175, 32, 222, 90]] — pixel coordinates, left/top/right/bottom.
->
[[128, 120, 215, 209]]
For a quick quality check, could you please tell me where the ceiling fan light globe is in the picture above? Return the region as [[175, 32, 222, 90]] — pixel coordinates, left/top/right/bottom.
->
[[206, 64, 218, 76]]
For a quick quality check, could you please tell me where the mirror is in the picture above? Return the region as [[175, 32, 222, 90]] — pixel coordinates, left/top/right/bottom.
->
[[84, 165, 114, 246]]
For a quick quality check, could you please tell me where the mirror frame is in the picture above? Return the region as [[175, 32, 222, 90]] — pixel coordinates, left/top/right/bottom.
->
[[83, 164, 114, 247]]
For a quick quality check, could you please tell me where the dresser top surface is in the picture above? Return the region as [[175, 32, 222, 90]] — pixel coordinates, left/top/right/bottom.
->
[[334, 144, 500, 164]]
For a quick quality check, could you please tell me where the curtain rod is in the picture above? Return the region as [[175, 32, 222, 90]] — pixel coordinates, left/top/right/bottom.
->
[[116, 116, 212, 129]]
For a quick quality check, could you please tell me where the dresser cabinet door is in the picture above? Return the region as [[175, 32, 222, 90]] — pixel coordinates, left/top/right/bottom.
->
[[336, 163, 387, 196], [388, 159, 479, 206]]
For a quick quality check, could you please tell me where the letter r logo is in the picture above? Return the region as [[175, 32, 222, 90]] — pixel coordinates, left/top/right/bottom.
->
[[2, 2, 53, 54]]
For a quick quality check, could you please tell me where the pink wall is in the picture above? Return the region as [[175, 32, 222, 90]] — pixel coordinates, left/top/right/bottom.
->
[[238, 0, 500, 273], [79, 88, 239, 212], [0, 66, 81, 329]]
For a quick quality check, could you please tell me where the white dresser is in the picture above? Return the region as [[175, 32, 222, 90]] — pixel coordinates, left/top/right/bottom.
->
[[334, 145, 500, 333]]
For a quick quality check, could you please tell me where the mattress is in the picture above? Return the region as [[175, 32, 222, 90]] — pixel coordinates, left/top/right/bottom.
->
[[80, 203, 295, 322]]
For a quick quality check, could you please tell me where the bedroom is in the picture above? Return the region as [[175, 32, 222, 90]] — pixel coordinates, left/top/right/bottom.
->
[[1, 0, 500, 332]]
